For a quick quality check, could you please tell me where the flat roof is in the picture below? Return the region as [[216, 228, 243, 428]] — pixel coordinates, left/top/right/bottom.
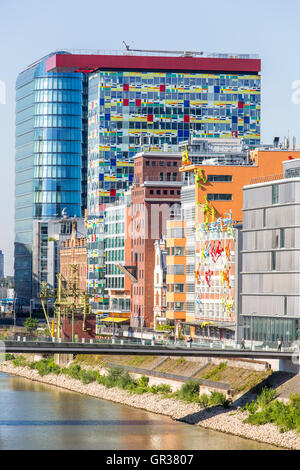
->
[[46, 53, 261, 74], [133, 151, 181, 159]]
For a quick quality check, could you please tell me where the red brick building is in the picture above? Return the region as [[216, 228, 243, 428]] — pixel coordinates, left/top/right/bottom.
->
[[126, 151, 182, 327]]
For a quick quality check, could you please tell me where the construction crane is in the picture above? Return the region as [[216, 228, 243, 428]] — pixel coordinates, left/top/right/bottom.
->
[[122, 41, 203, 57]]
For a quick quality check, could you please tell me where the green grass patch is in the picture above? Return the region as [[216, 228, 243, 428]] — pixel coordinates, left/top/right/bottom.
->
[[203, 362, 227, 381]]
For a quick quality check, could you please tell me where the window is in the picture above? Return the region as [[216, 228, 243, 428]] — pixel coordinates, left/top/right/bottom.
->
[[280, 228, 285, 248], [173, 162, 178, 166], [157, 190, 161, 195], [160, 172, 164, 181], [150, 190, 154, 195], [174, 302, 184, 311], [173, 173, 177, 181], [271, 251, 276, 270], [173, 246, 184, 256], [60, 222, 72, 234], [174, 283, 184, 293], [167, 264, 184, 275], [146, 161, 150, 166], [272, 184, 279, 204], [207, 193, 232, 201], [167, 173, 171, 181], [167, 162, 171, 167], [170, 190, 174, 195], [160, 161, 164, 166], [284, 296, 287, 315], [177, 190, 180, 195], [207, 175, 232, 182], [152, 161, 156, 166], [263, 208, 266, 227], [171, 227, 184, 238], [163, 190, 168, 195]]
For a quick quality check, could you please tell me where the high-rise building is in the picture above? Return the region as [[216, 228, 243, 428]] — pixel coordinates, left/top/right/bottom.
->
[[15, 52, 88, 305], [22, 50, 261, 311]]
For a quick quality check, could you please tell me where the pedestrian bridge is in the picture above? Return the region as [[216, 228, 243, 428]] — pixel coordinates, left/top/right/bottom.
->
[[1, 339, 299, 363]]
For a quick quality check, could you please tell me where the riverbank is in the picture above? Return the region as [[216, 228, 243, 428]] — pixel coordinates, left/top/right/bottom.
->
[[0, 361, 299, 450]]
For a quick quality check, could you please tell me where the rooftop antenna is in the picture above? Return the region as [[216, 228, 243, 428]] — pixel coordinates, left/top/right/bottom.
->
[[122, 42, 203, 57], [123, 41, 134, 53]]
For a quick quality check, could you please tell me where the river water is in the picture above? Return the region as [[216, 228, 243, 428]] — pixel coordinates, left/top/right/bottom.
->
[[0, 372, 279, 450]]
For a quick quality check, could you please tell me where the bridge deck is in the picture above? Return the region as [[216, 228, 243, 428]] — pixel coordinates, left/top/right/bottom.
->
[[1, 340, 298, 360]]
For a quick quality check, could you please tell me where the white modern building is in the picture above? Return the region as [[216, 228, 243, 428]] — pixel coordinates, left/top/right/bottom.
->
[[241, 158, 300, 343]]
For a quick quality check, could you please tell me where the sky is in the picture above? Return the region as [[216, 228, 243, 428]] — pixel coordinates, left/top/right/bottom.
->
[[0, 0, 300, 276]]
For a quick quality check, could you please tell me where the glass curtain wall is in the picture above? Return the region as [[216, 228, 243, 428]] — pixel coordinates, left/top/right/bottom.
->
[[15, 52, 85, 304]]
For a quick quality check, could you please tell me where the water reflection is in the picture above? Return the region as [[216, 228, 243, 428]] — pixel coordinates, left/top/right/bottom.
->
[[0, 373, 280, 450]]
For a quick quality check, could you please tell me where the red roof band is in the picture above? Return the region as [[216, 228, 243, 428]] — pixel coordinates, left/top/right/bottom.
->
[[46, 54, 261, 74]]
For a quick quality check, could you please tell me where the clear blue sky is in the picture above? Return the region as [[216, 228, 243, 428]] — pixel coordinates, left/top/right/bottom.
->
[[0, 0, 299, 275]]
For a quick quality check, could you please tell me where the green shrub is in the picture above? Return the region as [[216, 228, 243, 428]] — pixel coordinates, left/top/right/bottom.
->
[[256, 387, 277, 407], [244, 400, 259, 415], [118, 371, 137, 390], [244, 396, 300, 433], [96, 374, 107, 386], [63, 363, 81, 380], [138, 375, 149, 388], [150, 384, 172, 395], [209, 391, 229, 407], [12, 355, 27, 367], [29, 359, 60, 376], [5, 353, 15, 361], [176, 380, 200, 402], [79, 369, 99, 385], [289, 393, 300, 410], [199, 393, 210, 408]]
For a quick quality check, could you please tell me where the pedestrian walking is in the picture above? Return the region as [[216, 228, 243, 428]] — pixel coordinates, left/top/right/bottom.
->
[[241, 338, 245, 349], [277, 337, 282, 352]]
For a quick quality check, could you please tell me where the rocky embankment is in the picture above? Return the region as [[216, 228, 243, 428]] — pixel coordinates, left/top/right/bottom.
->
[[0, 361, 299, 450]]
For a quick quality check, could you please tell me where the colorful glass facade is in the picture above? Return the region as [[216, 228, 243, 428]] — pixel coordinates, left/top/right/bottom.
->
[[87, 68, 261, 311]]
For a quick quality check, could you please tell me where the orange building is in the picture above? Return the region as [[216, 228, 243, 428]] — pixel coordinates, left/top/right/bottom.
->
[[166, 219, 186, 328], [182, 149, 300, 226]]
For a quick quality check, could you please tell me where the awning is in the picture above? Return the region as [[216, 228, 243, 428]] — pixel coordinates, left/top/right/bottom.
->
[[183, 321, 236, 330], [99, 317, 130, 323]]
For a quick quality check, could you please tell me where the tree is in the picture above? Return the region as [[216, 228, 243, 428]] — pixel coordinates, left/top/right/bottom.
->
[[23, 318, 38, 333]]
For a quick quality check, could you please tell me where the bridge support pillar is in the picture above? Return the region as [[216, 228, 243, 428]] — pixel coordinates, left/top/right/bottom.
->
[[54, 354, 73, 367], [33, 354, 44, 362]]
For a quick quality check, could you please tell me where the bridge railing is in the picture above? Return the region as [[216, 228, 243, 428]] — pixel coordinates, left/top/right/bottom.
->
[[1, 334, 299, 353]]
